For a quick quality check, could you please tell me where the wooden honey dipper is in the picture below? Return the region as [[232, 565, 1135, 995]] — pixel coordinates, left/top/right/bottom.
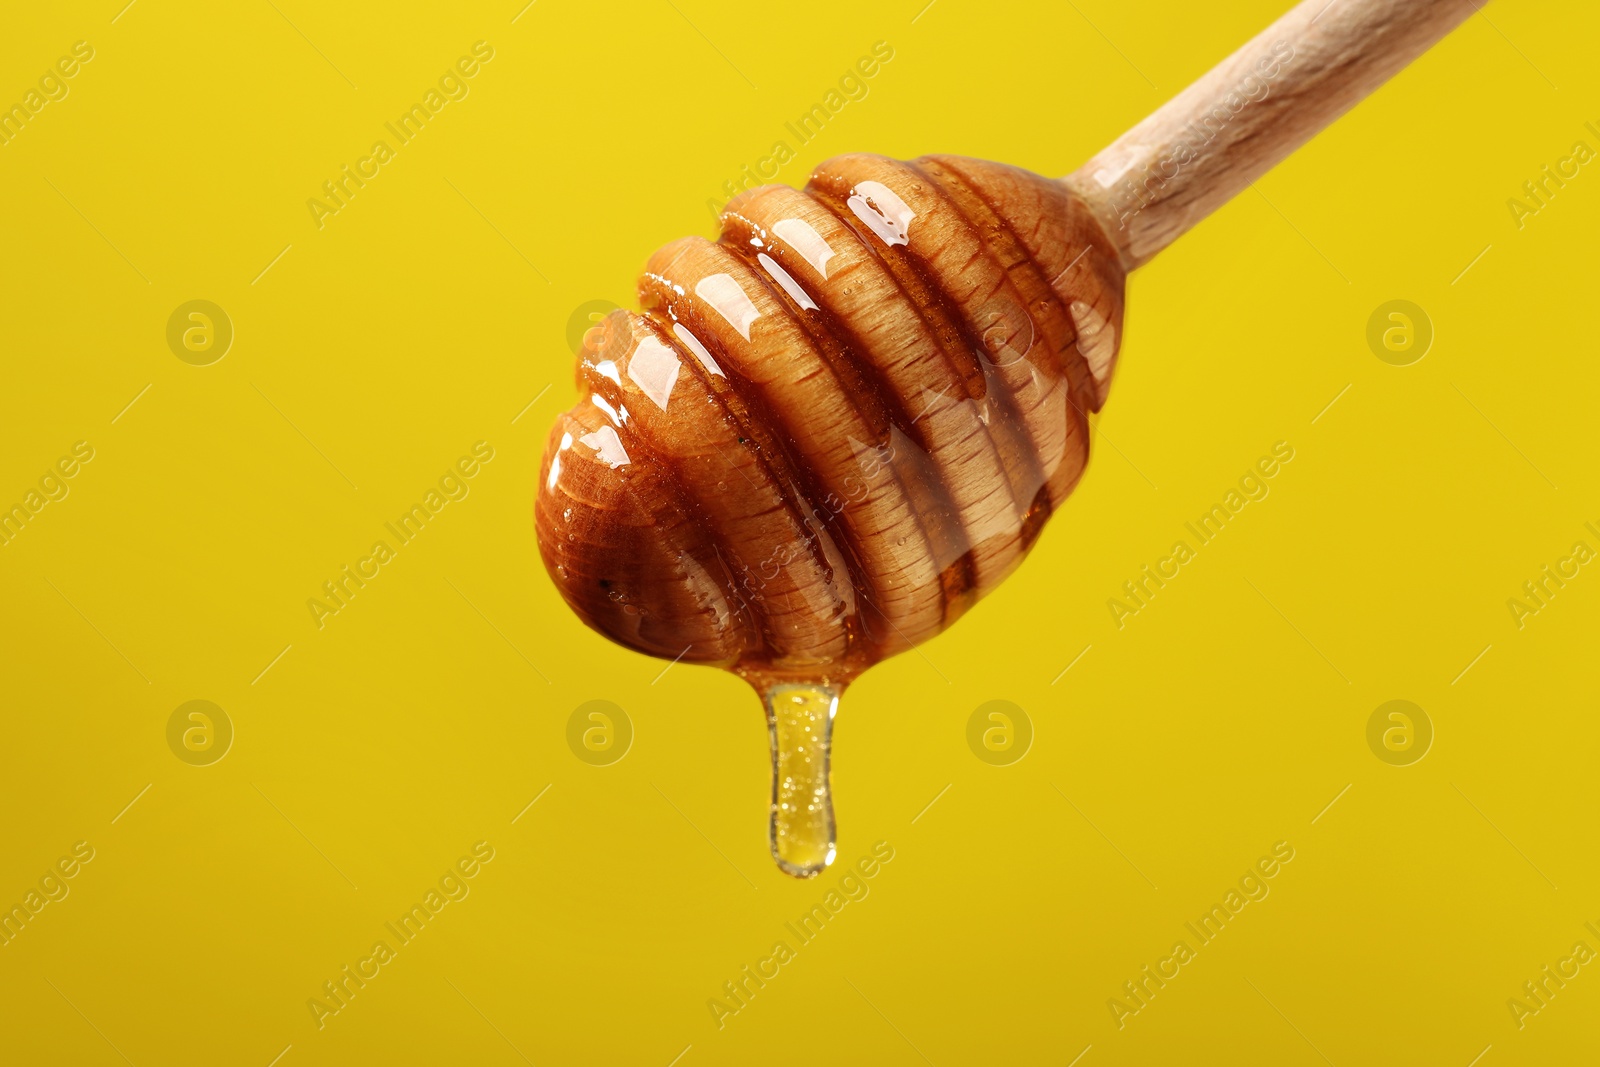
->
[[537, 0, 1476, 876]]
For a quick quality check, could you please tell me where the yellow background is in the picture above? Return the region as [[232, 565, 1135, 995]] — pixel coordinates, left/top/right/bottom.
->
[[2, 1, 1596, 1064]]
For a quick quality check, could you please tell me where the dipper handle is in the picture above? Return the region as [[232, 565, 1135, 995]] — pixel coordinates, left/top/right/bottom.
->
[[1067, 0, 1478, 268]]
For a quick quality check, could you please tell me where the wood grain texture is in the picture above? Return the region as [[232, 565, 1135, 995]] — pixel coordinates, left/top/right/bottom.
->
[[1066, 0, 1477, 268], [537, 156, 1124, 688]]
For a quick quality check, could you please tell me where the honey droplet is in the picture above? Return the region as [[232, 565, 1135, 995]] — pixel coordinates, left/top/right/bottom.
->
[[763, 681, 838, 878]]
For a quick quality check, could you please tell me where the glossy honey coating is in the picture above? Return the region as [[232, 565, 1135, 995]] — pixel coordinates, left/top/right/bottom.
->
[[537, 155, 1126, 690]]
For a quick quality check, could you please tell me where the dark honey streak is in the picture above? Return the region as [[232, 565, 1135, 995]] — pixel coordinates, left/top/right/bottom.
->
[[639, 281, 849, 536], [748, 203, 993, 640], [718, 212, 904, 444], [801, 178, 995, 410], [771, 182, 1034, 605], [719, 211, 936, 458], [646, 237, 947, 658], [801, 178, 1048, 549], [919, 158, 1093, 407], [606, 308, 851, 671], [916, 158, 1102, 517], [847, 161, 1074, 491], [541, 409, 741, 662], [631, 267, 875, 674], [779, 193, 1006, 621], [626, 315, 791, 660], [803, 177, 1057, 599], [555, 340, 744, 661], [656, 326, 908, 681], [713, 207, 979, 621], [733, 189, 1018, 554], [537, 153, 1126, 690], [653, 344, 870, 678]]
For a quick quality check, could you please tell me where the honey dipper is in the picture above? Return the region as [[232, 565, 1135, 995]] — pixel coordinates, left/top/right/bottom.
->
[[537, 0, 1475, 876]]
